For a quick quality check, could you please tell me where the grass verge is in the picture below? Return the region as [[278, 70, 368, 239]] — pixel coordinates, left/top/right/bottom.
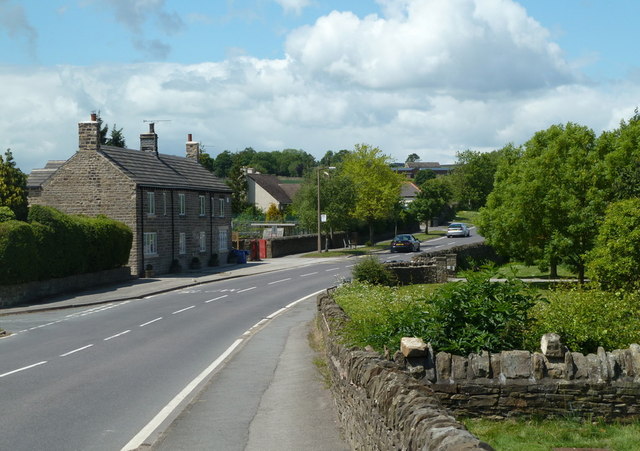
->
[[464, 417, 640, 451]]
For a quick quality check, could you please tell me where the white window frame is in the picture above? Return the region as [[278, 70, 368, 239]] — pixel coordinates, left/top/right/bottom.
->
[[179, 193, 186, 216], [179, 232, 186, 255], [147, 191, 155, 216], [199, 231, 206, 252], [218, 198, 225, 217], [199, 195, 206, 216], [218, 228, 228, 251], [144, 232, 157, 256]]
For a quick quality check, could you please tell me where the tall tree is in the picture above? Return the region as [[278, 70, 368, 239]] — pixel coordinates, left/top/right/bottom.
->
[[226, 164, 249, 214], [408, 177, 452, 233], [450, 149, 501, 210], [0, 149, 28, 220], [479, 124, 608, 281], [105, 124, 126, 147], [341, 144, 403, 243], [414, 169, 436, 186], [405, 153, 420, 163]]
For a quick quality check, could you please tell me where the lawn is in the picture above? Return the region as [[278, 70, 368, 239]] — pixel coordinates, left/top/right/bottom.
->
[[464, 417, 640, 451]]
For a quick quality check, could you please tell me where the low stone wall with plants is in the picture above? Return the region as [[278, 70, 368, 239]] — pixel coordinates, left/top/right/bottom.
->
[[266, 232, 349, 258], [385, 255, 456, 285], [317, 291, 493, 450], [394, 333, 640, 421], [0, 267, 132, 308], [415, 241, 506, 270]]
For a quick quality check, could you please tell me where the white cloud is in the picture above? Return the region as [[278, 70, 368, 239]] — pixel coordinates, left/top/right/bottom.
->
[[274, 0, 312, 15], [286, 0, 575, 92], [2, 0, 639, 175]]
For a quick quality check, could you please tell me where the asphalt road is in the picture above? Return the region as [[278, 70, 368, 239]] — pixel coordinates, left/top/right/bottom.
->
[[0, 230, 479, 450]]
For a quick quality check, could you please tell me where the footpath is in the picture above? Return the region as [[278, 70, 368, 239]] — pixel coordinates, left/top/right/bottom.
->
[[0, 254, 351, 451]]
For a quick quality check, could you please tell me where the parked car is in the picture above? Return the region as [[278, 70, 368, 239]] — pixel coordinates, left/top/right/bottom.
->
[[390, 234, 421, 252], [447, 223, 470, 238]]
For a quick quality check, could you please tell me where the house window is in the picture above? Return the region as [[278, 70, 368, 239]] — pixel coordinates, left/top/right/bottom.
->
[[147, 192, 155, 215], [144, 232, 157, 256], [218, 228, 228, 251], [199, 195, 206, 216], [163, 192, 167, 216], [179, 193, 186, 216], [179, 232, 186, 255], [199, 231, 206, 252], [218, 198, 225, 217]]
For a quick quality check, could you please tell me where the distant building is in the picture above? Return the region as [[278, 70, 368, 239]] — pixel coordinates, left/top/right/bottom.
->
[[245, 170, 301, 212], [400, 181, 421, 206], [392, 161, 456, 179], [28, 114, 232, 276]]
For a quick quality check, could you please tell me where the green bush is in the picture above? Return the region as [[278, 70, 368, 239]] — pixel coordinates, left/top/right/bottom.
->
[[0, 220, 38, 284], [527, 288, 640, 354], [351, 256, 397, 286], [0, 206, 15, 222], [423, 272, 538, 354]]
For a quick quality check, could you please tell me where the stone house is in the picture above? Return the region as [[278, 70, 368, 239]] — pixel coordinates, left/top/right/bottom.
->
[[28, 114, 233, 276]]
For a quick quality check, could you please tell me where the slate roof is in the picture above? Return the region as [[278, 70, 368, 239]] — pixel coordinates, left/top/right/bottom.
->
[[26, 161, 66, 188], [401, 181, 421, 198], [247, 173, 294, 204], [28, 148, 230, 193], [100, 146, 231, 192]]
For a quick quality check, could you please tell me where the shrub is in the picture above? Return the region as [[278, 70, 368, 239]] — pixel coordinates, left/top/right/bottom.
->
[[527, 287, 640, 354], [423, 272, 539, 354], [351, 256, 397, 286], [0, 206, 15, 222], [0, 220, 38, 284]]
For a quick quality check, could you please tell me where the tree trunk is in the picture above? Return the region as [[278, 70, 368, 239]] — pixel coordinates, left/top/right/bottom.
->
[[424, 220, 429, 235], [368, 222, 374, 245], [549, 256, 558, 279], [577, 263, 585, 285]]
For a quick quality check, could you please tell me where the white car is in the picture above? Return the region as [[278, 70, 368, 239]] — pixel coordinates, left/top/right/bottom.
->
[[447, 223, 470, 238]]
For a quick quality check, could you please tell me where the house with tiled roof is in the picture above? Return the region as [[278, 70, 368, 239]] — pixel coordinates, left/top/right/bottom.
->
[[28, 114, 232, 276], [245, 171, 300, 212]]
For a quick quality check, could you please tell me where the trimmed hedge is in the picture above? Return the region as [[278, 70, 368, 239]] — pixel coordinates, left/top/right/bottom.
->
[[0, 205, 132, 285]]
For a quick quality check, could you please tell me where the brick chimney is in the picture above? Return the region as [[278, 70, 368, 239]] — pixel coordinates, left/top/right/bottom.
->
[[78, 113, 100, 152], [185, 133, 200, 160], [140, 122, 158, 155]]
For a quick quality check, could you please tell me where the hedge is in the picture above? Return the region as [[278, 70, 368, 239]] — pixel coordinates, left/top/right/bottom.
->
[[0, 205, 132, 285]]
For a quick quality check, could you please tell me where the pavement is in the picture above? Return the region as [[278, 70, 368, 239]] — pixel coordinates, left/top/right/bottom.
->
[[0, 253, 351, 450]]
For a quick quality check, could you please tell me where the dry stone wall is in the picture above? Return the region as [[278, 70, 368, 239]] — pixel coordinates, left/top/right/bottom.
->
[[394, 333, 640, 421], [317, 291, 493, 451]]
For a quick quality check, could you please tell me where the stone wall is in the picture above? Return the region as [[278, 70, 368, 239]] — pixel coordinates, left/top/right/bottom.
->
[[385, 256, 454, 285], [317, 292, 493, 450], [267, 232, 349, 257], [415, 242, 506, 270], [0, 267, 131, 308], [394, 335, 640, 421]]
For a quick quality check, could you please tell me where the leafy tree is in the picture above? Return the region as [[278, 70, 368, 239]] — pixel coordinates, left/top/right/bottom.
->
[[587, 198, 640, 291], [320, 149, 350, 167], [479, 124, 608, 281], [0, 206, 15, 222], [414, 169, 436, 186], [449, 149, 501, 209], [226, 164, 249, 214], [408, 177, 451, 233], [341, 144, 403, 243], [405, 153, 420, 163], [0, 149, 28, 220], [291, 170, 356, 242], [600, 109, 640, 201]]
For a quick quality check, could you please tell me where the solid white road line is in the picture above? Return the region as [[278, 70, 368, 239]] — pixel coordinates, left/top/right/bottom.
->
[[121, 338, 244, 451], [268, 278, 291, 285], [122, 289, 327, 451], [139, 317, 163, 327], [0, 361, 47, 378], [104, 330, 131, 341], [237, 286, 257, 293], [172, 306, 195, 315], [60, 344, 94, 357], [205, 295, 228, 303]]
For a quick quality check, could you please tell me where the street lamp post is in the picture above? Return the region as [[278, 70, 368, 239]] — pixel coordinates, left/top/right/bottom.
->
[[316, 166, 335, 253]]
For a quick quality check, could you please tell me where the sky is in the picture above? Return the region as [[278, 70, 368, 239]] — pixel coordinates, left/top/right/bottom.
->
[[1, 0, 639, 174]]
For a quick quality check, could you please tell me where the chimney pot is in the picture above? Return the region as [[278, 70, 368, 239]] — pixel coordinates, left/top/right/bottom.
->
[[188, 133, 193, 142], [90, 113, 97, 122]]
